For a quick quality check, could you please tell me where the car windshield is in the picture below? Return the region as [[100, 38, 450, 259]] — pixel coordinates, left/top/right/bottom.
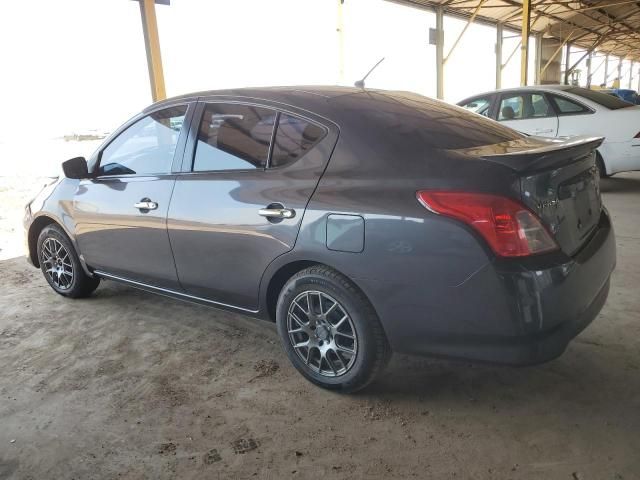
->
[[566, 87, 634, 110]]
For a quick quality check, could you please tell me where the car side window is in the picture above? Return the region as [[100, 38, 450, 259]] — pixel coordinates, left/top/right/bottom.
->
[[549, 95, 590, 115], [498, 93, 552, 121], [270, 114, 326, 168], [98, 105, 187, 176], [193, 103, 276, 171], [460, 98, 492, 117]]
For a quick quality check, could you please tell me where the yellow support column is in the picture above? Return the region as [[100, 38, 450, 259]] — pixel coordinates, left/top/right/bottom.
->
[[139, 0, 167, 102], [520, 0, 531, 86]]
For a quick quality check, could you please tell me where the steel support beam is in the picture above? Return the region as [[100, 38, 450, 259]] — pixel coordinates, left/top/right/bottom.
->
[[444, 0, 487, 64], [436, 6, 444, 99], [337, 0, 345, 84], [534, 33, 542, 84], [564, 42, 571, 84], [496, 23, 503, 89], [138, 0, 167, 102], [630, 61, 634, 88], [586, 51, 592, 87], [617, 57, 623, 87], [520, 0, 531, 86], [604, 54, 609, 86]]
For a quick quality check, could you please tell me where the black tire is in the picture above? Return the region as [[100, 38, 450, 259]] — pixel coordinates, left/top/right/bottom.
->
[[276, 265, 391, 393], [596, 152, 609, 179], [37, 224, 100, 298]]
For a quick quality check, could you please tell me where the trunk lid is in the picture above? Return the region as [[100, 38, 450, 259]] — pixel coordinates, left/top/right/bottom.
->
[[457, 135, 604, 256]]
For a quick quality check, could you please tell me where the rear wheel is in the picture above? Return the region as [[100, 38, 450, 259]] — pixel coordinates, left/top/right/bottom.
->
[[276, 265, 390, 393], [37, 224, 100, 298]]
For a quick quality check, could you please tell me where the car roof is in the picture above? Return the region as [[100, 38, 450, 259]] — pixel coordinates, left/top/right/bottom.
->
[[145, 86, 380, 113], [142, 85, 473, 129], [458, 84, 573, 102]]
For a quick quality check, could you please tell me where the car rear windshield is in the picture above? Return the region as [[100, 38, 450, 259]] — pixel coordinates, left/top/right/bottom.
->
[[359, 92, 524, 150], [566, 87, 633, 109]]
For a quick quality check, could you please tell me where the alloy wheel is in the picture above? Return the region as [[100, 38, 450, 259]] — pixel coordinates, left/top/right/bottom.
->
[[287, 290, 358, 377], [40, 237, 74, 290]]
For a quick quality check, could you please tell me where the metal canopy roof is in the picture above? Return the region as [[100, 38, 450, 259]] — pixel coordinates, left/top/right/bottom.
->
[[389, 0, 640, 61]]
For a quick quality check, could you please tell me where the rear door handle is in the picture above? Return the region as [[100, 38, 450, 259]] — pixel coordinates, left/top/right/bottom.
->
[[134, 200, 158, 210], [258, 207, 296, 219]]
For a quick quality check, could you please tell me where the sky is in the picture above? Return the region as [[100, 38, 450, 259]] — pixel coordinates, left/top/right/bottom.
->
[[0, 0, 537, 142]]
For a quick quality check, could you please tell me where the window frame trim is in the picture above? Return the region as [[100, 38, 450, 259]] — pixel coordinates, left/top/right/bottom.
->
[[545, 92, 595, 117], [92, 101, 195, 180], [186, 100, 329, 174]]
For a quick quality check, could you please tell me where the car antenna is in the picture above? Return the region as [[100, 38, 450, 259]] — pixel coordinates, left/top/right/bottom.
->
[[354, 57, 385, 89]]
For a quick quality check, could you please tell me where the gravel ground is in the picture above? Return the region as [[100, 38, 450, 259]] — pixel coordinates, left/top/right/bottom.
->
[[0, 174, 639, 479]]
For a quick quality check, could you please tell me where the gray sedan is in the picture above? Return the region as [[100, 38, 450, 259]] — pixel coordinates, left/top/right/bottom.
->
[[24, 87, 616, 392]]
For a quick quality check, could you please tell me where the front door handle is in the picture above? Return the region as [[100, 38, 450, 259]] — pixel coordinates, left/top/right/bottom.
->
[[134, 200, 158, 210], [534, 128, 553, 134], [258, 207, 296, 219]]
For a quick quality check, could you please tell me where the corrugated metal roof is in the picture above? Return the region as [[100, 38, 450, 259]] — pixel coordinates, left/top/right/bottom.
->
[[388, 0, 640, 61]]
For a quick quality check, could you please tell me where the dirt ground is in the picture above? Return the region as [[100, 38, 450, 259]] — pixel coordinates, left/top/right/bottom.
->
[[0, 174, 639, 480]]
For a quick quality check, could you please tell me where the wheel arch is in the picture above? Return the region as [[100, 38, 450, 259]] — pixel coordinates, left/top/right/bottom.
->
[[262, 259, 377, 325], [28, 214, 92, 277], [595, 149, 609, 177], [27, 215, 58, 267]]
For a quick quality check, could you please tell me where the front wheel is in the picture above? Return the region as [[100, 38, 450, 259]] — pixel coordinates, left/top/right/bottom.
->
[[276, 265, 390, 393], [37, 224, 100, 298]]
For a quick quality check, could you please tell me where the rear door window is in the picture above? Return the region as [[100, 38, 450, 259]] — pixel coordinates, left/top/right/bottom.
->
[[549, 94, 590, 115], [193, 103, 276, 171], [270, 114, 326, 168]]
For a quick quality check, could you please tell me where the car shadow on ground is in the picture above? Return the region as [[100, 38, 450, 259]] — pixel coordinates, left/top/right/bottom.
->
[[600, 175, 640, 193]]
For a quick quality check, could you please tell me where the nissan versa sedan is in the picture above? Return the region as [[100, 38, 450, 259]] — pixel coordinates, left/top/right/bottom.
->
[[25, 87, 616, 392], [458, 85, 640, 177]]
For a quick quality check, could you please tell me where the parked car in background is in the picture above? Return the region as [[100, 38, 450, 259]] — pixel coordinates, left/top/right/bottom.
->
[[458, 85, 640, 177], [606, 88, 640, 105], [25, 87, 615, 392]]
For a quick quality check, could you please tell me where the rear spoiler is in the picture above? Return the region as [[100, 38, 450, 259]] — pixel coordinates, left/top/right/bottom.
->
[[454, 135, 604, 174]]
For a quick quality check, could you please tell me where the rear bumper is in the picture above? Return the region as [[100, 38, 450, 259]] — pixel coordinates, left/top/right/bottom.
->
[[381, 209, 616, 365]]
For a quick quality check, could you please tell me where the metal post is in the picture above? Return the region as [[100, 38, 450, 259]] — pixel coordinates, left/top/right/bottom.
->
[[604, 54, 609, 87], [534, 34, 542, 84], [586, 51, 592, 87], [337, 0, 345, 84], [617, 58, 622, 88], [495, 23, 503, 89], [436, 7, 444, 100], [564, 43, 571, 84], [138, 0, 167, 102], [520, 0, 531, 86], [630, 61, 634, 89]]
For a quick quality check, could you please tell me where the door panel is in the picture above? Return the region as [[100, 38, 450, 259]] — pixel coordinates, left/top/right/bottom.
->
[[73, 103, 192, 288], [74, 176, 179, 288], [168, 103, 338, 310]]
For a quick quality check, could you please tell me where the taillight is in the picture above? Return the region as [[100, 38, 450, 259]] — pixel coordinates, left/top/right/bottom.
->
[[416, 191, 559, 257]]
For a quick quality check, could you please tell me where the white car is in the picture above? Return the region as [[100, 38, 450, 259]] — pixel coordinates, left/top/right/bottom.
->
[[458, 85, 640, 177]]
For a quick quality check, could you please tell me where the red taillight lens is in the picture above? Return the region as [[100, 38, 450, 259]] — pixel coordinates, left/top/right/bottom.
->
[[417, 191, 559, 257]]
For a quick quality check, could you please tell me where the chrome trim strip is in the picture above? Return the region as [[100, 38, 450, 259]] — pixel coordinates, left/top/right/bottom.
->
[[94, 270, 259, 314]]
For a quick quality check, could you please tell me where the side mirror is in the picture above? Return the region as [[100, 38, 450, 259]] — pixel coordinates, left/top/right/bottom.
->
[[62, 157, 89, 179]]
